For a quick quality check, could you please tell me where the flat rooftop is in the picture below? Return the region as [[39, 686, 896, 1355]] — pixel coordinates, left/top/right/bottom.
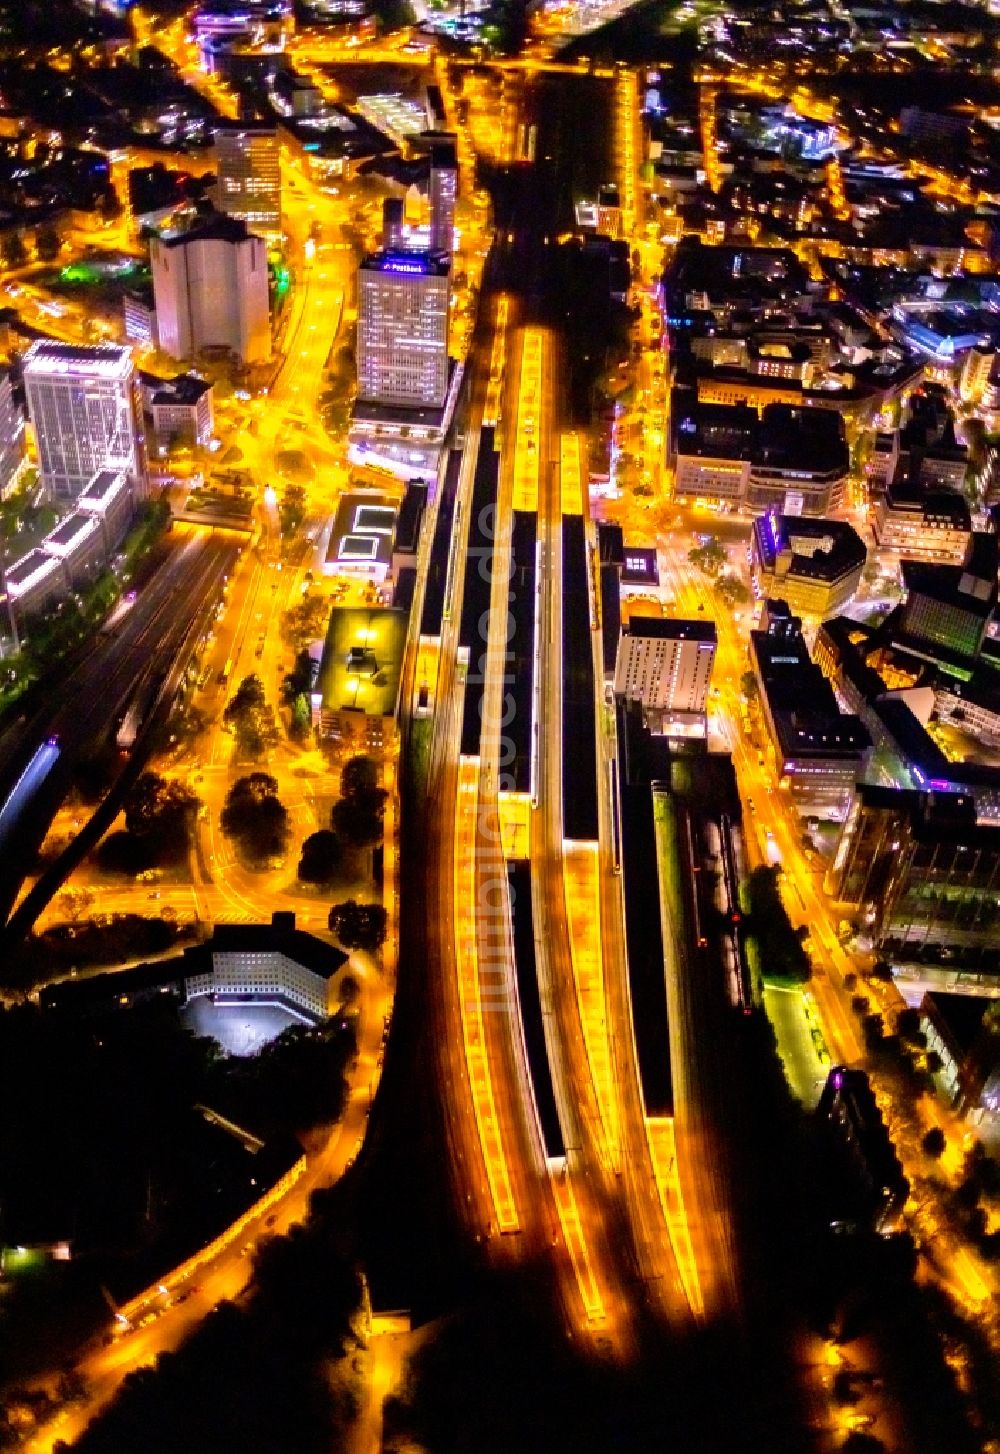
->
[[24, 340, 132, 380], [625, 617, 717, 644], [44, 511, 100, 552], [754, 512, 866, 582], [79, 468, 128, 507], [5, 548, 63, 594], [316, 605, 407, 719]]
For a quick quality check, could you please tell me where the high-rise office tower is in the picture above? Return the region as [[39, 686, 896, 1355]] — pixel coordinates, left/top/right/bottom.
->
[[23, 342, 145, 501], [214, 121, 281, 234], [356, 251, 451, 410], [0, 369, 25, 500], [151, 215, 271, 365], [428, 138, 457, 254]]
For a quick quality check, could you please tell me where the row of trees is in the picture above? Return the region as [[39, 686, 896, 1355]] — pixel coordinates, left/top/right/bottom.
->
[[687, 535, 750, 610], [296, 756, 388, 886], [220, 756, 387, 872], [743, 864, 811, 985], [2, 225, 62, 269]]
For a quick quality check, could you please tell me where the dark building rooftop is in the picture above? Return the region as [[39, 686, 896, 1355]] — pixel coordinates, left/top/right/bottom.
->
[[754, 513, 866, 583], [140, 370, 213, 407], [625, 617, 717, 644], [754, 404, 849, 478], [159, 212, 259, 248], [209, 911, 347, 979], [922, 991, 991, 1058]]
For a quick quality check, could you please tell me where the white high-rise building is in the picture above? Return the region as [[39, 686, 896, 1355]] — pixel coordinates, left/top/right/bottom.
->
[[213, 122, 281, 234], [151, 215, 271, 365], [614, 618, 716, 713], [356, 251, 451, 410], [0, 369, 26, 500], [23, 342, 145, 502]]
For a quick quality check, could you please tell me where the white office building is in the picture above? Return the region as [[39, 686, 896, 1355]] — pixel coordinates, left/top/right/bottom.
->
[[151, 215, 271, 365], [357, 250, 451, 409], [213, 122, 281, 234], [183, 913, 347, 1021], [614, 617, 717, 714], [23, 342, 145, 502]]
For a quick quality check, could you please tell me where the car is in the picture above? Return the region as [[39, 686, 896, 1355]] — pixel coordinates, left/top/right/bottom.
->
[[747, 798, 756, 814]]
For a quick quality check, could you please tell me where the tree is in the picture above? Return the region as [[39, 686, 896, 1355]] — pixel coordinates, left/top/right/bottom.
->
[[290, 692, 312, 741], [281, 649, 315, 707], [922, 1127, 946, 1159], [862, 1012, 885, 1050], [124, 772, 199, 862], [714, 573, 749, 610], [740, 670, 758, 702], [687, 536, 727, 576], [328, 899, 387, 952], [331, 787, 387, 848], [743, 865, 811, 984], [297, 830, 343, 886], [279, 483, 306, 538], [221, 773, 290, 863], [1, 232, 27, 269], [35, 224, 62, 262], [224, 674, 278, 758], [225, 674, 266, 725], [341, 755, 379, 799], [282, 593, 332, 650]]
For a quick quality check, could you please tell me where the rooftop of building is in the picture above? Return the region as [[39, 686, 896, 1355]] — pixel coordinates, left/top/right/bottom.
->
[[79, 468, 128, 507], [921, 991, 991, 1058], [208, 911, 347, 979], [157, 212, 260, 249], [392, 481, 427, 555], [871, 695, 952, 775], [44, 511, 99, 550], [315, 604, 407, 719], [624, 617, 717, 644], [673, 395, 757, 459], [754, 512, 866, 583], [23, 340, 132, 379], [360, 248, 451, 278], [753, 403, 849, 477], [597, 520, 624, 567], [140, 370, 213, 407], [326, 491, 397, 568], [883, 481, 971, 527], [854, 780, 1000, 841], [5, 547, 62, 590], [752, 620, 871, 756], [901, 557, 997, 620], [213, 118, 279, 136], [664, 236, 810, 300]]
